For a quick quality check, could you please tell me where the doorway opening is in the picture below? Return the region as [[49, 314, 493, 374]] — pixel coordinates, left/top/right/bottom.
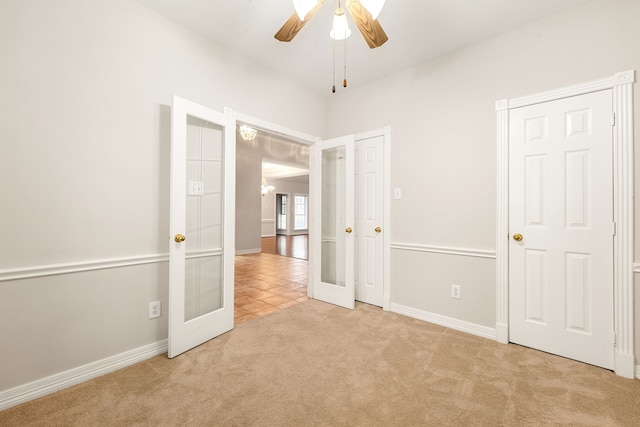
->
[[233, 121, 311, 324]]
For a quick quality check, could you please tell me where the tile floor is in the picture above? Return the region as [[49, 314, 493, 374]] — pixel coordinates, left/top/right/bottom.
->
[[234, 252, 309, 324]]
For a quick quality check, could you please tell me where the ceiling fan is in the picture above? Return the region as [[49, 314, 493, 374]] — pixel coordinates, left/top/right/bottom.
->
[[274, 0, 388, 49]]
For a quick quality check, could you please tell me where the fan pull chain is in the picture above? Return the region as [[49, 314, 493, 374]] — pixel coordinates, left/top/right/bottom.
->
[[343, 35, 347, 88], [332, 38, 336, 93], [331, 0, 337, 93]]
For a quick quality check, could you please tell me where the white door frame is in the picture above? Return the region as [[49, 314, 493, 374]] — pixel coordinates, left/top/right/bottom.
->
[[495, 70, 635, 378], [223, 108, 391, 311]]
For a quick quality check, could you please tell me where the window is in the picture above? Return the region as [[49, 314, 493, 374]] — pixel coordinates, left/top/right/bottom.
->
[[294, 195, 308, 230], [277, 194, 287, 230]]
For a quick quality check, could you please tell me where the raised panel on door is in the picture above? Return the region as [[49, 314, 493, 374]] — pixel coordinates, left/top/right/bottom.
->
[[355, 136, 384, 306], [509, 90, 614, 370], [524, 249, 547, 325]]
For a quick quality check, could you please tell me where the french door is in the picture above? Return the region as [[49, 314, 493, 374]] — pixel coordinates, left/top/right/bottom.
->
[[168, 96, 236, 358], [311, 135, 356, 309]]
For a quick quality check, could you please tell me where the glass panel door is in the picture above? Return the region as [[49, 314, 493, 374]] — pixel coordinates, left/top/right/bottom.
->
[[169, 96, 235, 358], [184, 116, 224, 321], [312, 135, 355, 309]]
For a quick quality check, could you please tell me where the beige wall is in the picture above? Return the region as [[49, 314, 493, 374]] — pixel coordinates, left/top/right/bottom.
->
[[0, 0, 326, 391], [327, 0, 640, 361]]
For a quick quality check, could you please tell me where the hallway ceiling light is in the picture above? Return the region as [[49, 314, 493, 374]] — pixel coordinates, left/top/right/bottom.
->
[[261, 178, 275, 196], [239, 125, 257, 141]]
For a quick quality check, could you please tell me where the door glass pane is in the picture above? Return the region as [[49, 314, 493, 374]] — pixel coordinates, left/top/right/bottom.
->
[[321, 146, 345, 287], [184, 115, 224, 321]]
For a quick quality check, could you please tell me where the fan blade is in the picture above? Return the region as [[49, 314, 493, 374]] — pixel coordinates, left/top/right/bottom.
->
[[346, 0, 388, 48], [274, 0, 325, 42]]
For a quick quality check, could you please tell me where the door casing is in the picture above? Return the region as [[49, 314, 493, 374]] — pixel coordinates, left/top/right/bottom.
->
[[495, 70, 635, 378], [223, 108, 391, 311]]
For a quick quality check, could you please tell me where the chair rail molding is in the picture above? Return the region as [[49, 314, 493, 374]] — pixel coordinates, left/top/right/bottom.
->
[[391, 242, 496, 259], [495, 70, 635, 378], [0, 253, 169, 282]]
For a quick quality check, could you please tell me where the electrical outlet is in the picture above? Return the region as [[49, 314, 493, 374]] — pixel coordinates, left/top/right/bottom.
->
[[149, 301, 161, 319], [451, 284, 461, 299]]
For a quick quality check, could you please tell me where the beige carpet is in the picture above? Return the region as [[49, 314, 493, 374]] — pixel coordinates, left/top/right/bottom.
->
[[2, 300, 639, 426]]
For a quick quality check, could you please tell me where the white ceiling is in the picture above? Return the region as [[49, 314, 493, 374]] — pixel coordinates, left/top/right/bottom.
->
[[135, 0, 591, 94], [262, 161, 309, 180]]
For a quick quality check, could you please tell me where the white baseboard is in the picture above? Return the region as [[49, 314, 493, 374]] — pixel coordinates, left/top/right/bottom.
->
[[235, 248, 261, 255], [636, 365, 640, 379], [390, 303, 496, 340], [614, 350, 636, 379], [0, 339, 168, 411]]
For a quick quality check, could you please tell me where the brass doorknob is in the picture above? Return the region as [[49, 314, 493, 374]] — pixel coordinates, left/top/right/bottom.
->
[[513, 233, 523, 241], [345, 227, 353, 234], [174, 234, 186, 243], [375, 227, 382, 233]]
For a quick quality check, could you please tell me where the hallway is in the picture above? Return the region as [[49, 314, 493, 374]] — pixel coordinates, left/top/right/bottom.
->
[[234, 235, 309, 324], [260, 234, 309, 260]]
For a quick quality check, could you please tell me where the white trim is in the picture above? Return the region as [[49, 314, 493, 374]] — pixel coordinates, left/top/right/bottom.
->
[[0, 340, 167, 411], [636, 365, 640, 379], [633, 263, 640, 273], [354, 127, 389, 141], [0, 254, 169, 282], [235, 248, 261, 255], [497, 70, 635, 110], [391, 242, 496, 259], [496, 70, 635, 378], [292, 193, 309, 231], [185, 249, 223, 260], [223, 108, 317, 146], [261, 218, 276, 238], [391, 303, 496, 340]]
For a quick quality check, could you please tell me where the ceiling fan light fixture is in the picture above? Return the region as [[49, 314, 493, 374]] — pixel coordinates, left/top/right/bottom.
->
[[329, 8, 351, 40], [292, 0, 317, 20], [239, 125, 257, 141], [360, 0, 385, 20]]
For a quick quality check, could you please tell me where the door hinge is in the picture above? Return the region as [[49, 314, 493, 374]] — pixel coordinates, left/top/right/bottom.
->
[[612, 112, 616, 126], [613, 333, 617, 347], [612, 222, 617, 236]]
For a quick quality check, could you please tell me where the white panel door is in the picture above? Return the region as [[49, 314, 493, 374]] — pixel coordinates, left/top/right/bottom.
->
[[169, 96, 235, 358], [355, 135, 384, 306], [312, 135, 355, 309], [509, 90, 614, 369]]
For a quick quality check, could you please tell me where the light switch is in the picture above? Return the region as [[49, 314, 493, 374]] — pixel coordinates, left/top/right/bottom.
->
[[394, 188, 402, 200], [189, 181, 204, 196]]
